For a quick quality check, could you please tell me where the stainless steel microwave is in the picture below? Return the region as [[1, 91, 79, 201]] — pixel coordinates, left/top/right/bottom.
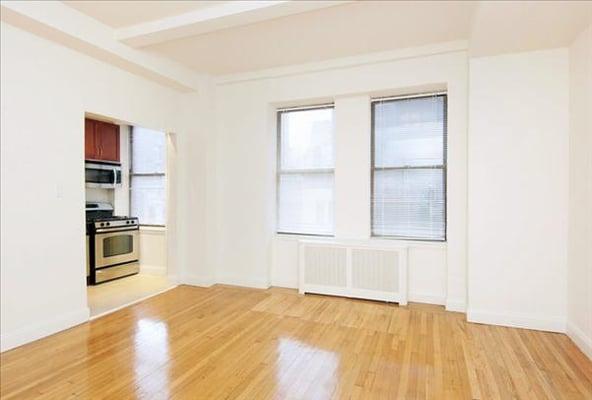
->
[[85, 162, 122, 189]]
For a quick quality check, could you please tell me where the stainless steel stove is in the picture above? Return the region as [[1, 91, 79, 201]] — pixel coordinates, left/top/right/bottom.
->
[[86, 202, 140, 284]]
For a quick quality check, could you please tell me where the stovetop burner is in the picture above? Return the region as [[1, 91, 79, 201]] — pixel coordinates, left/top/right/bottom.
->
[[85, 202, 139, 233]]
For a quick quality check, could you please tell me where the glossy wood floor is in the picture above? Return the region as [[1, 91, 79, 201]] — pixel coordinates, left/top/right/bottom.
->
[[1, 285, 591, 399]]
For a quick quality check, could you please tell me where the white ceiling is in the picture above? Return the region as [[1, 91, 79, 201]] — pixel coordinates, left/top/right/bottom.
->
[[63, 1, 226, 28], [144, 1, 475, 75], [49, 1, 592, 76], [470, 1, 592, 57]]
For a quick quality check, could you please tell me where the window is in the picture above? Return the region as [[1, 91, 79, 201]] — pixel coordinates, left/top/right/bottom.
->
[[130, 127, 166, 226], [371, 94, 447, 241], [277, 105, 335, 235]]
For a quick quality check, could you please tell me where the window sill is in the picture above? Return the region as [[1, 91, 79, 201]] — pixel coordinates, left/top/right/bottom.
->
[[274, 234, 446, 249], [275, 232, 334, 240]]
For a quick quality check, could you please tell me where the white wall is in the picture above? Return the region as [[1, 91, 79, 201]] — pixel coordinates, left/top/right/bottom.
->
[[113, 124, 130, 216], [212, 47, 468, 307], [139, 228, 167, 275], [2, 13, 586, 355], [567, 25, 592, 359], [85, 187, 113, 204], [467, 48, 570, 332], [0, 22, 206, 351]]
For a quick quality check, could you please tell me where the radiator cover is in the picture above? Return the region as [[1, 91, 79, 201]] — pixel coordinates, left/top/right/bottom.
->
[[298, 240, 408, 304]]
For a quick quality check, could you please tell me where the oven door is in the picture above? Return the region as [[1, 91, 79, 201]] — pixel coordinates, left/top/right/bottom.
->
[[85, 163, 122, 189], [94, 229, 139, 268]]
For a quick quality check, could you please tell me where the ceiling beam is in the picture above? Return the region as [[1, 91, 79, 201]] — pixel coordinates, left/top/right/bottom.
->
[[116, 1, 351, 48], [0, 0, 205, 92]]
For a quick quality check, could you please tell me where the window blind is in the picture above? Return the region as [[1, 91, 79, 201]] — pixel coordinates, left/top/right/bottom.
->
[[130, 127, 166, 226], [372, 94, 447, 241], [277, 106, 335, 235]]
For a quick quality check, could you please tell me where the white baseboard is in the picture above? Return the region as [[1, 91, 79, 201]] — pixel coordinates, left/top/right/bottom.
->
[[181, 275, 216, 287], [467, 309, 565, 333], [181, 274, 270, 289], [566, 321, 592, 360], [270, 279, 298, 289], [408, 292, 446, 306], [217, 275, 270, 289], [140, 265, 167, 276], [1, 306, 90, 353], [446, 299, 466, 313]]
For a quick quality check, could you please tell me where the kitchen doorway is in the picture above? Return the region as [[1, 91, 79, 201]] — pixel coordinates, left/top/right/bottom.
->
[[84, 116, 177, 318]]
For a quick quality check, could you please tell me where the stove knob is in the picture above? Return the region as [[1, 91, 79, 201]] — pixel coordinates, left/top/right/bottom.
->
[[100, 222, 105, 227], [106, 222, 111, 226]]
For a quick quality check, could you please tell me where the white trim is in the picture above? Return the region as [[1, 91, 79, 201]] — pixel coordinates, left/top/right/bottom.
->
[[371, 91, 447, 103], [270, 279, 298, 289], [467, 309, 566, 333], [116, 1, 350, 48], [139, 265, 167, 276], [1, 306, 90, 352], [89, 285, 177, 320], [302, 285, 404, 304], [408, 293, 446, 306], [181, 275, 216, 287], [217, 275, 270, 289], [276, 103, 334, 112], [277, 234, 447, 250], [181, 275, 271, 289], [215, 40, 468, 85], [566, 321, 592, 361], [0, 1, 202, 92], [445, 299, 466, 313]]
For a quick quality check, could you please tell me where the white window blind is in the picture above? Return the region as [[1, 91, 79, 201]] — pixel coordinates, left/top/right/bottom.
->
[[277, 106, 335, 235], [130, 127, 166, 226], [372, 94, 447, 241]]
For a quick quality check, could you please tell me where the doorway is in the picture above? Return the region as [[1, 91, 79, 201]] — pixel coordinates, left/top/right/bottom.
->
[[84, 117, 177, 317]]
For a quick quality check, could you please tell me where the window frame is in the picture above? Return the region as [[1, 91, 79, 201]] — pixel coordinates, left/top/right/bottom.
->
[[276, 104, 336, 237], [129, 128, 167, 228], [370, 92, 448, 242]]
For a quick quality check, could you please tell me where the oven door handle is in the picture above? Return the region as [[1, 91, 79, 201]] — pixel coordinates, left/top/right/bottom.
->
[[112, 168, 117, 185], [95, 227, 139, 234]]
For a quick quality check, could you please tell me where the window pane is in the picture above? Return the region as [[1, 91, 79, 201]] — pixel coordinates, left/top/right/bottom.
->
[[131, 175, 166, 225], [373, 168, 445, 240], [280, 108, 334, 170], [278, 173, 334, 235], [132, 127, 166, 173], [374, 96, 445, 168]]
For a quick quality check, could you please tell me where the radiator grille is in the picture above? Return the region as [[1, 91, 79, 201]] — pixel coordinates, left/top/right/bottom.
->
[[351, 249, 398, 292], [304, 246, 347, 287]]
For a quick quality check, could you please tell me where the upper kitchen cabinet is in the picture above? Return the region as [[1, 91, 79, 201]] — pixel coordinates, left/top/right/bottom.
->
[[85, 118, 120, 163]]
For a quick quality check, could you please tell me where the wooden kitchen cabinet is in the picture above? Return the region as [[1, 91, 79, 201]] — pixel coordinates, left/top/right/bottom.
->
[[85, 118, 120, 162]]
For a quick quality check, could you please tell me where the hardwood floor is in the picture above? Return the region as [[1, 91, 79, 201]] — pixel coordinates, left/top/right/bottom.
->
[[1, 285, 591, 399]]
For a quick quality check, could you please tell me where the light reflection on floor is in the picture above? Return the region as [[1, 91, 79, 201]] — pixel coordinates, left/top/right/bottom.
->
[[134, 318, 170, 398], [274, 337, 340, 398]]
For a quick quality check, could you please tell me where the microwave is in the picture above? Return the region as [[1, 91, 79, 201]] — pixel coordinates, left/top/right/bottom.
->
[[85, 162, 122, 189]]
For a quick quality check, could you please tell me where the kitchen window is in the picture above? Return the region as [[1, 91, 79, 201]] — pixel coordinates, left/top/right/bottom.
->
[[371, 93, 447, 241], [130, 127, 166, 226], [277, 105, 335, 236]]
